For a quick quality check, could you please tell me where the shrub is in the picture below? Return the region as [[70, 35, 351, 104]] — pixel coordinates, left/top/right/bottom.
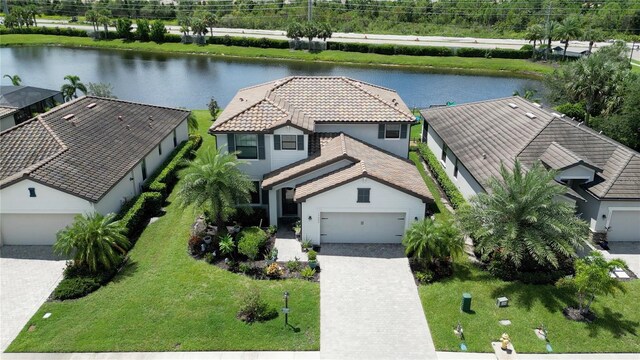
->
[[520, 44, 534, 52], [300, 266, 316, 280], [555, 102, 587, 121], [237, 226, 268, 260], [267, 225, 278, 236], [239, 263, 251, 274], [228, 207, 268, 227], [286, 257, 302, 272], [490, 48, 530, 59], [145, 136, 202, 197], [265, 262, 284, 278], [418, 143, 465, 209], [117, 191, 163, 237], [415, 270, 433, 284], [0, 26, 89, 37], [150, 20, 167, 43], [218, 233, 235, 257], [265, 247, 278, 262], [188, 235, 203, 255], [301, 238, 312, 251], [456, 47, 488, 58], [52, 277, 101, 300], [204, 252, 215, 264], [307, 249, 317, 261], [237, 291, 277, 323]]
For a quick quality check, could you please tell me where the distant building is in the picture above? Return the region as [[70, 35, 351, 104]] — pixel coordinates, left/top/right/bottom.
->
[[0, 86, 64, 131]]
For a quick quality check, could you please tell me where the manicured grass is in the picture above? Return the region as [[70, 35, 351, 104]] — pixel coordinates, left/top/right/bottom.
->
[[410, 121, 422, 141], [6, 111, 319, 352], [409, 151, 451, 222], [0, 34, 553, 77], [420, 261, 640, 353]]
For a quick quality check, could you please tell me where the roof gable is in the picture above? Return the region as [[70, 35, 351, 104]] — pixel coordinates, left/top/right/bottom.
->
[[539, 142, 602, 172]]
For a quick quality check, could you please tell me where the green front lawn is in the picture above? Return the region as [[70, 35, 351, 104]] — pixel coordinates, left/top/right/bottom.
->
[[0, 35, 552, 77], [420, 261, 640, 353], [7, 111, 320, 352]]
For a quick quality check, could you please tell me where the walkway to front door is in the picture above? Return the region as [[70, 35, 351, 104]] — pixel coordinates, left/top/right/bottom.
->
[[319, 244, 437, 359]]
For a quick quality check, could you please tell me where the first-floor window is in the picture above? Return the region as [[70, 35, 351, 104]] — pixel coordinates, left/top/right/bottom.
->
[[441, 144, 448, 165], [173, 129, 178, 147], [142, 159, 147, 180], [357, 188, 371, 203], [281, 135, 298, 150], [249, 181, 261, 204], [453, 158, 459, 178], [235, 134, 258, 159], [158, 143, 162, 156], [385, 124, 401, 139]]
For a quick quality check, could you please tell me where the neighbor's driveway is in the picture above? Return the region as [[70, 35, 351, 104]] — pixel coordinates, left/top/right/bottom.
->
[[0, 246, 66, 352], [319, 244, 436, 359]]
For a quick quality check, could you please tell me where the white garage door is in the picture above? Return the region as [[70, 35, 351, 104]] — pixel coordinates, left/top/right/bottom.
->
[[608, 210, 640, 242], [0, 214, 77, 245], [320, 212, 406, 243]]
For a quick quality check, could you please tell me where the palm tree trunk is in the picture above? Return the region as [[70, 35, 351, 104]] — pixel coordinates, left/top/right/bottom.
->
[[588, 41, 594, 55], [563, 41, 569, 60], [547, 37, 552, 60], [532, 40, 537, 59], [584, 294, 595, 314]]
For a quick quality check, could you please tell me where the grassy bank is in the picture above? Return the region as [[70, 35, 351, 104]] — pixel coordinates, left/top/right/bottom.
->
[[0, 34, 553, 77], [421, 261, 640, 353], [7, 111, 320, 352]]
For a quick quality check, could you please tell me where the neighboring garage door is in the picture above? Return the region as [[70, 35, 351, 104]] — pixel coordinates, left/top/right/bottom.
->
[[608, 210, 640, 242], [320, 212, 405, 243], [0, 214, 77, 245]]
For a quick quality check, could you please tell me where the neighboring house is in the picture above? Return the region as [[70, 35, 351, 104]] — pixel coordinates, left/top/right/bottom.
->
[[421, 96, 640, 242], [551, 46, 590, 58], [210, 76, 432, 245], [0, 86, 64, 131], [0, 96, 190, 246]]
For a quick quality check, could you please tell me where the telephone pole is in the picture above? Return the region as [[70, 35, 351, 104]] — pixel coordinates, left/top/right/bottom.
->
[[308, 0, 312, 22]]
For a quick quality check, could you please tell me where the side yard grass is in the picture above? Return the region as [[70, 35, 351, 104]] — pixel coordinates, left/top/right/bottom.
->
[[420, 261, 640, 353], [409, 151, 450, 222], [0, 34, 553, 77], [6, 111, 320, 352]]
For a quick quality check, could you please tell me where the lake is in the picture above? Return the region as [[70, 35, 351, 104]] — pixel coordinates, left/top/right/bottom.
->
[[0, 47, 542, 109]]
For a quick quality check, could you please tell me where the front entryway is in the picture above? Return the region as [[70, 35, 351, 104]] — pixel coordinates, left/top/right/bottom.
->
[[320, 212, 405, 243], [281, 187, 298, 217], [319, 244, 436, 359]]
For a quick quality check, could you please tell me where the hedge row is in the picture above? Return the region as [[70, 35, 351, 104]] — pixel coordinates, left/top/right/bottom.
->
[[2, 26, 530, 60], [418, 143, 466, 209], [118, 191, 163, 237], [145, 135, 202, 197]]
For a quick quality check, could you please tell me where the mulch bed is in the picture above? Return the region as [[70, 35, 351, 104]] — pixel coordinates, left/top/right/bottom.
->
[[563, 307, 597, 322]]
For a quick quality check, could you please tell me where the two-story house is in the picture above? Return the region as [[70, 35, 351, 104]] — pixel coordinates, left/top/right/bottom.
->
[[210, 76, 433, 245]]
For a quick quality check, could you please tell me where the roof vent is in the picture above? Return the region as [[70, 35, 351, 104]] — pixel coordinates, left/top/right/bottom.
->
[[508, 103, 518, 109], [126, 124, 131, 130], [550, 112, 562, 117], [86, 103, 97, 109], [148, 116, 153, 121], [239, 97, 244, 102], [482, 153, 487, 159], [118, 115, 123, 121], [533, 103, 542, 108], [71, 121, 77, 127], [525, 112, 537, 119], [62, 113, 75, 121]]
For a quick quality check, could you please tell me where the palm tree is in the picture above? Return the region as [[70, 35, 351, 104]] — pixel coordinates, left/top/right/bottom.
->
[[525, 24, 545, 59], [26, 4, 40, 27], [558, 251, 628, 315], [201, 12, 218, 38], [555, 16, 583, 60], [402, 218, 464, 266], [54, 213, 130, 272], [176, 148, 255, 232], [97, 9, 111, 39], [85, 9, 99, 32], [187, 111, 199, 133], [61, 75, 88, 101], [581, 27, 605, 55], [457, 160, 587, 271], [3, 74, 22, 86], [544, 20, 559, 60]]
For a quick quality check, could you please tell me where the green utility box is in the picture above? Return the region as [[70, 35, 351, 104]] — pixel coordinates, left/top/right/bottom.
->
[[461, 293, 472, 313]]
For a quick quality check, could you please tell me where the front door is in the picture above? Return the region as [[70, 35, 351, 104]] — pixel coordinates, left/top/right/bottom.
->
[[281, 188, 298, 216]]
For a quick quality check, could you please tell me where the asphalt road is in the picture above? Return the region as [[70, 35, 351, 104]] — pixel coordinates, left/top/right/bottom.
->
[[27, 19, 640, 62]]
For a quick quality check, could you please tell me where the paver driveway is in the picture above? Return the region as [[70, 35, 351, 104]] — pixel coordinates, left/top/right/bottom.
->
[[319, 244, 436, 360], [0, 246, 66, 352]]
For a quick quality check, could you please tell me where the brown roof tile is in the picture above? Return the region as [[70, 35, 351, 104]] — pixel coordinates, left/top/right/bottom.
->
[[539, 142, 601, 171]]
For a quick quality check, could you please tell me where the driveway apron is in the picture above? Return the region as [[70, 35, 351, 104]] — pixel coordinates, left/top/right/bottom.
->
[[0, 246, 66, 352], [319, 244, 436, 359]]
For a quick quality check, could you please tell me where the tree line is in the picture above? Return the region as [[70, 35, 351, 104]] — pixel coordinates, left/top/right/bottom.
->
[[5, 0, 640, 38]]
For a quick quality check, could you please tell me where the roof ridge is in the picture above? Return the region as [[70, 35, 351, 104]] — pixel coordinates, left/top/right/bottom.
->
[[515, 116, 556, 158], [422, 95, 521, 112], [555, 117, 640, 156], [343, 78, 414, 120], [0, 116, 39, 135], [600, 150, 635, 197], [212, 97, 272, 130], [340, 133, 347, 155], [360, 161, 367, 174]]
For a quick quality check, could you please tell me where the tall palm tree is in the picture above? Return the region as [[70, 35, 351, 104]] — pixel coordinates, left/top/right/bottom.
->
[[3, 74, 22, 86], [61, 75, 88, 101], [85, 9, 99, 32], [176, 148, 255, 232], [457, 160, 587, 270], [544, 20, 559, 60], [402, 218, 464, 266], [525, 23, 545, 59], [54, 213, 130, 272], [200, 12, 218, 38], [25, 4, 40, 27], [556, 16, 583, 60], [581, 27, 605, 55]]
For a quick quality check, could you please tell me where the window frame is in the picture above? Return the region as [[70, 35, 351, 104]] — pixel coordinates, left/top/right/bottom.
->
[[235, 134, 259, 160], [142, 158, 147, 180], [158, 143, 162, 156], [280, 135, 298, 150], [440, 144, 448, 166], [384, 124, 401, 139], [453, 158, 459, 179], [357, 188, 371, 203], [249, 181, 261, 204], [28, 187, 36, 197], [173, 129, 178, 147]]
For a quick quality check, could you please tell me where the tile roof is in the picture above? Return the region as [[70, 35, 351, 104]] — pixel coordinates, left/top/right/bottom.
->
[[0, 96, 189, 202], [262, 133, 433, 202], [0, 86, 61, 109], [422, 96, 640, 200], [210, 76, 414, 133], [0, 106, 18, 118], [539, 142, 601, 171], [308, 132, 340, 155]]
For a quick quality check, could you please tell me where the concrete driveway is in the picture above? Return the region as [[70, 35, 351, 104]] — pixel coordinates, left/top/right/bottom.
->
[[601, 242, 640, 277], [319, 244, 436, 360], [0, 246, 66, 352]]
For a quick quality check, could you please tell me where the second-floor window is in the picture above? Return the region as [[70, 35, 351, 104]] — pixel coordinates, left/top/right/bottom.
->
[[357, 188, 371, 203], [236, 134, 258, 159], [385, 124, 401, 139], [281, 135, 298, 150]]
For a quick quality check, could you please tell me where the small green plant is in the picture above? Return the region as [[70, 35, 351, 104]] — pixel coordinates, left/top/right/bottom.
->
[[265, 263, 283, 278], [268, 224, 278, 235], [264, 247, 278, 262], [293, 220, 302, 234], [301, 238, 312, 251], [52, 277, 102, 300], [237, 226, 268, 261], [300, 266, 316, 280], [218, 233, 235, 257], [307, 250, 317, 261], [286, 257, 302, 272], [415, 271, 434, 284], [204, 252, 216, 264], [237, 291, 277, 323], [238, 263, 251, 274]]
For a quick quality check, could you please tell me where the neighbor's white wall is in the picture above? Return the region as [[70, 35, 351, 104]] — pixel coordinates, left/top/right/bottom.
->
[[315, 123, 409, 158], [557, 164, 596, 182], [0, 114, 16, 131], [270, 127, 308, 170], [300, 178, 425, 244], [425, 125, 484, 199], [0, 179, 93, 214]]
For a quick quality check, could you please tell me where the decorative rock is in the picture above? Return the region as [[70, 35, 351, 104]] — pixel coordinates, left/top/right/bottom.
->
[[534, 328, 547, 340], [499, 319, 512, 326], [191, 216, 208, 238], [43, 313, 51, 319]]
